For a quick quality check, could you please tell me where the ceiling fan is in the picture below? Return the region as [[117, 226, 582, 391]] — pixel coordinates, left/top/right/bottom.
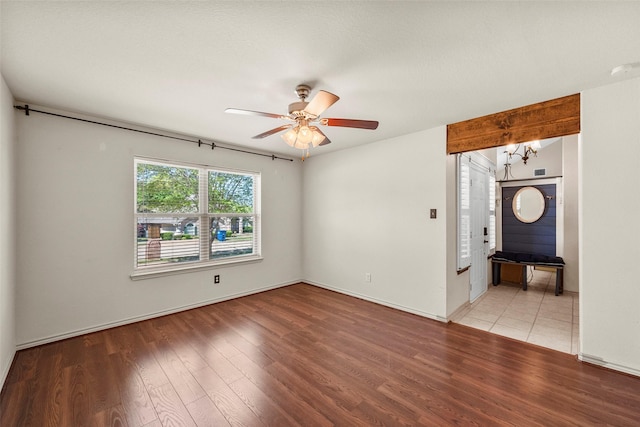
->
[[225, 84, 378, 159]]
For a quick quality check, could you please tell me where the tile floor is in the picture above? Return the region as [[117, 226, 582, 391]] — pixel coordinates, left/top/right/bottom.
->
[[453, 268, 579, 354]]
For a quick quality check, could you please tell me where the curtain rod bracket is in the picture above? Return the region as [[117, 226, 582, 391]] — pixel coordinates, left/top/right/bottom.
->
[[198, 139, 202, 147], [211, 142, 215, 150], [14, 104, 30, 115]]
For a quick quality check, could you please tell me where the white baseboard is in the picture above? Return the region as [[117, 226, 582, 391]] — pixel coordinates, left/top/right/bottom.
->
[[305, 280, 447, 323], [16, 280, 299, 350], [447, 301, 472, 323], [1, 350, 16, 391], [579, 353, 640, 378]]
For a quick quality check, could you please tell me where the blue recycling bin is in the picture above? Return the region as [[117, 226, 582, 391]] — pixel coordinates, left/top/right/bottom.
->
[[216, 230, 226, 241]]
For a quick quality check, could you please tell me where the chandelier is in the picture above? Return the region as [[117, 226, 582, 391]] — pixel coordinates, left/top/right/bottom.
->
[[502, 140, 541, 180]]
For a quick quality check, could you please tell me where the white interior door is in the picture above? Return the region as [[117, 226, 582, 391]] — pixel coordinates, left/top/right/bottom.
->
[[470, 164, 488, 302]]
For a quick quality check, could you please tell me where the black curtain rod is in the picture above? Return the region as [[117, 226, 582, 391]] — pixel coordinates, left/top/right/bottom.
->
[[14, 104, 294, 162]]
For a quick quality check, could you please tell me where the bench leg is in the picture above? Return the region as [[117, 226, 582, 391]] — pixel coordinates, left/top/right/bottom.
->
[[555, 269, 564, 296], [521, 266, 527, 291], [492, 262, 501, 286]]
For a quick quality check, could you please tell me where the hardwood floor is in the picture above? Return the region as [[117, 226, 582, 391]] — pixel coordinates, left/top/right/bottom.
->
[[2, 283, 639, 426]]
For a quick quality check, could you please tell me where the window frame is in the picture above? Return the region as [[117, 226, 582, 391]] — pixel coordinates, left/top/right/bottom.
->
[[131, 157, 261, 279]]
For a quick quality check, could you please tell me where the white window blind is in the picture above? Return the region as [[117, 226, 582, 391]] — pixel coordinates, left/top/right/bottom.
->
[[457, 155, 471, 270], [134, 158, 260, 274], [457, 153, 496, 271]]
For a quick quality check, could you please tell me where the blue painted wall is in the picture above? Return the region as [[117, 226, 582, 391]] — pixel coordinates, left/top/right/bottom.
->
[[502, 184, 556, 256]]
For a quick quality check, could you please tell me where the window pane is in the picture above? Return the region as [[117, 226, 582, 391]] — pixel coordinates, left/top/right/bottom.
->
[[136, 217, 200, 267], [137, 162, 199, 213], [208, 171, 254, 213], [210, 216, 255, 259]]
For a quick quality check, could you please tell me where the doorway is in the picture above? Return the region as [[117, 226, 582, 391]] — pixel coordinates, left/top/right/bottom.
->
[[453, 135, 580, 354]]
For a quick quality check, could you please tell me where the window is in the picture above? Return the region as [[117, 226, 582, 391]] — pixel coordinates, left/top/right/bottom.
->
[[457, 155, 471, 270], [134, 158, 260, 276], [457, 152, 496, 271]]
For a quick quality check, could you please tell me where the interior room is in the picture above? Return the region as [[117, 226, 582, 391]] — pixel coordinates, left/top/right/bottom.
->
[[453, 135, 580, 354], [2, 2, 640, 425]]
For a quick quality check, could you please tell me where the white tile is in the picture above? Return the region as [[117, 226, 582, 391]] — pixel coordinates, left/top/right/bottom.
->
[[502, 308, 538, 323], [537, 310, 573, 323], [530, 323, 572, 340], [496, 315, 533, 332], [466, 309, 500, 323], [454, 277, 579, 355], [458, 316, 494, 331], [527, 334, 571, 353], [490, 324, 530, 341], [534, 317, 572, 332], [503, 305, 538, 316]]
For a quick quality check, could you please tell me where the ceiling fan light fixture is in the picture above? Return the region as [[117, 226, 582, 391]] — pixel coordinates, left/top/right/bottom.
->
[[297, 125, 313, 145], [293, 141, 308, 150], [309, 126, 326, 147], [281, 127, 298, 147]]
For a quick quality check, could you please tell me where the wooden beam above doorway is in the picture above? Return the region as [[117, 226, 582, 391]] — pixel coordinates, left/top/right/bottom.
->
[[446, 93, 580, 154]]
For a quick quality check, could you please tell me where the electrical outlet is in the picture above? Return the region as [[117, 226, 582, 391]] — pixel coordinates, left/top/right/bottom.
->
[[430, 209, 437, 219], [214, 275, 220, 284], [365, 273, 371, 283]]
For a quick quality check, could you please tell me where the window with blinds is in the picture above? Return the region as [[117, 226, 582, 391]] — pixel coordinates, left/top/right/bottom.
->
[[134, 158, 260, 274], [457, 152, 496, 271], [457, 155, 471, 270]]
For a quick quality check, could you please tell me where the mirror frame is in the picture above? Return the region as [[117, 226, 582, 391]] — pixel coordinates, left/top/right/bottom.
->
[[512, 186, 546, 223]]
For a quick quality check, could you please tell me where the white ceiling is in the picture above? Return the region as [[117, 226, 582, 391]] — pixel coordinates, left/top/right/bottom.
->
[[2, 1, 640, 159]]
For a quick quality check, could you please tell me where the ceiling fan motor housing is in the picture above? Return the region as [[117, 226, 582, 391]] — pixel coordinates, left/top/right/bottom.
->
[[288, 101, 309, 116]]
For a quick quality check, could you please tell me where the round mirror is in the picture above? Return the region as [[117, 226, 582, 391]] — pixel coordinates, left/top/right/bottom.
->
[[512, 186, 545, 223]]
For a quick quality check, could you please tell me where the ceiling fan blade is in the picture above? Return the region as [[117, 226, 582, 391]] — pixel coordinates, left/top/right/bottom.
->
[[252, 124, 292, 139], [225, 108, 284, 120], [303, 90, 340, 117], [322, 118, 379, 130]]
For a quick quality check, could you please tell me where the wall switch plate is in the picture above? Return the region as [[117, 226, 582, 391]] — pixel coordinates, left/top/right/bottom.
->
[[365, 273, 371, 282], [430, 209, 437, 219], [214, 275, 220, 284]]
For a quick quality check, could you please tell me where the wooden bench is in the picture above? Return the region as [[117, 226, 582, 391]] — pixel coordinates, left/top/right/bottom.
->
[[491, 259, 564, 296]]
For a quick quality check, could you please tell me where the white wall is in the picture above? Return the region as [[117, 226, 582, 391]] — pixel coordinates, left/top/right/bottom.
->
[[581, 76, 640, 375], [302, 127, 448, 320], [0, 75, 17, 387], [562, 134, 579, 293], [15, 106, 303, 347]]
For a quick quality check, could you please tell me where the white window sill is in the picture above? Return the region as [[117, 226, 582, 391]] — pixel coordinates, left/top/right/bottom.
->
[[130, 255, 263, 280]]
